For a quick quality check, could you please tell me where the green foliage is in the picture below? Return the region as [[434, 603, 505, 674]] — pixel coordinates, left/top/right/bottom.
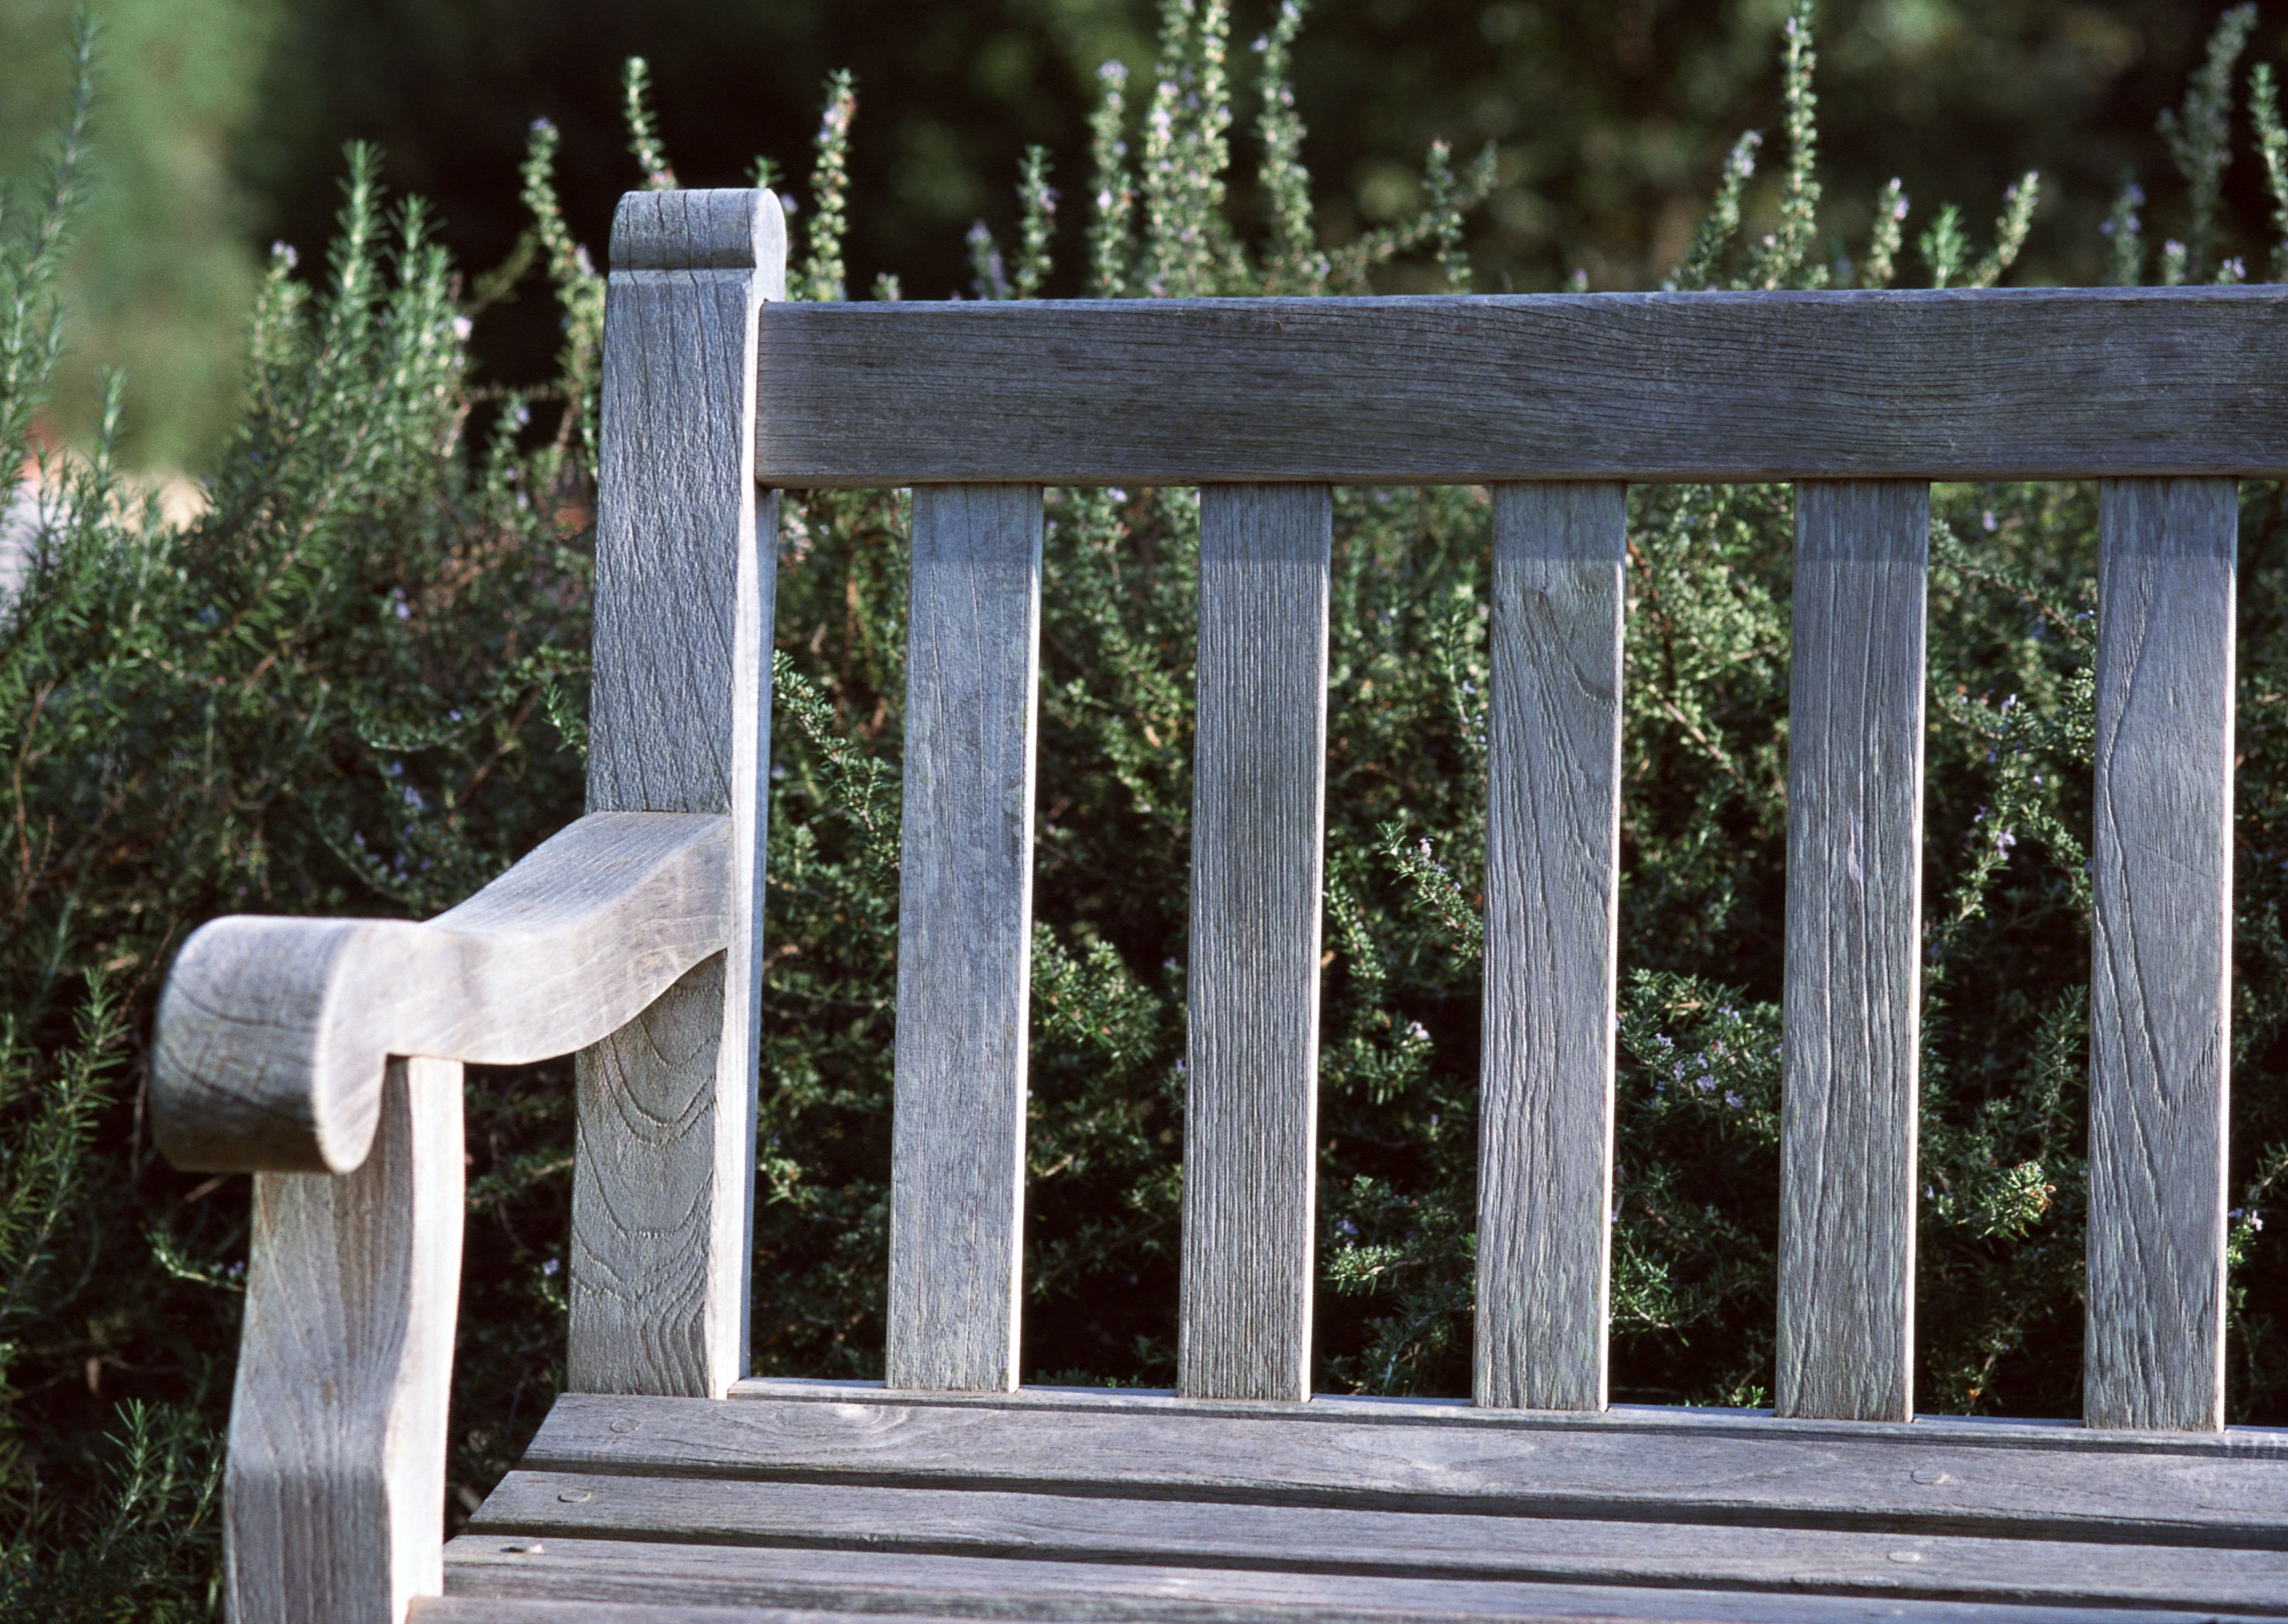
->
[[796, 71, 856, 305], [2252, 61, 2288, 282], [2159, 2, 2259, 282], [1853, 175, 1907, 291], [1919, 201, 1970, 289], [2103, 175, 2148, 288], [0, 981, 123, 1360], [0, 930, 224, 1618], [621, 57, 677, 192], [14, 4, 2288, 1615], [1745, 0, 1821, 292], [1085, 60, 1135, 299], [1669, 130, 1762, 292], [1965, 175, 2042, 290], [0, 15, 91, 491], [0, 25, 593, 1608], [4, 1398, 223, 1621], [1023, 0, 1494, 304], [0, 0, 275, 468], [1253, 1, 1320, 296], [517, 116, 605, 471], [1013, 145, 1057, 300], [1918, 178, 2041, 292], [1139, 0, 1236, 298]]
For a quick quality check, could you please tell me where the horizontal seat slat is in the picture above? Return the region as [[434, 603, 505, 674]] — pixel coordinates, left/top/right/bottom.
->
[[437, 1536, 2248, 1623], [753, 288, 2288, 486], [416, 1603, 979, 1624], [727, 1377, 2288, 1450], [470, 1469, 2288, 1611], [523, 1394, 2288, 1546]]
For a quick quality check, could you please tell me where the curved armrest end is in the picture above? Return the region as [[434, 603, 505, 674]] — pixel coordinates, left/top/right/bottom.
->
[[152, 812, 734, 1174], [154, 915, 415, 1173]]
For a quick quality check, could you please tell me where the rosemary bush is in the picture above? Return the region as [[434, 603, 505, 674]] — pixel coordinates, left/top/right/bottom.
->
[[9, 2, 2288, 1613]]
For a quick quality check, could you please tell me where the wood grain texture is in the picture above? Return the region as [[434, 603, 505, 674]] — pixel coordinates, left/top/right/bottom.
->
[[887, 486, 1043, 1392], [152, 813, 732, 1174], [576, 188, 783, 1400], [729, 1373, 2288, 1453], [524, 1392, 2288, 1546], [571, 956, 737, 1395], [1180, 485, 1332, 1401], [418, 1604, 978, 1624], [1779, 481, 1930, 1424], [752, 289, 2288, 487], [469, 1469, 2288, 1611], [612, 189, 787, 288], [591, 188, 783, 816], [2086, 478, 2238, 1432], [439, 1536, 2238, 1624], [227, 1057, 462, 1624], [1477, 482, 1626, 1411]]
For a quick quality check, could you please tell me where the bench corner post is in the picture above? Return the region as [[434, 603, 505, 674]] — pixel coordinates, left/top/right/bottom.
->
[[570, 188, 785, 1400]]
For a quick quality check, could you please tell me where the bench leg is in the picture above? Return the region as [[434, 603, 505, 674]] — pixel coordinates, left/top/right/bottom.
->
[[224, 1056, 465, 1624]]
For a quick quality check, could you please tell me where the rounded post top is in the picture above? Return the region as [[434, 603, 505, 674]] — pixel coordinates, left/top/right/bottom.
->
[[611, 188, 788, 286]]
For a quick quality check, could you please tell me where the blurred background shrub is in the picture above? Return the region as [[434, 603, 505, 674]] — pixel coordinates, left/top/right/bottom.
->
[[5, 0, 2287, 466]]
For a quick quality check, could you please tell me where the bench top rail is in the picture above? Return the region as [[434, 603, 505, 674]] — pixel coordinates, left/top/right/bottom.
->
[[754, 286, 2288, 486]]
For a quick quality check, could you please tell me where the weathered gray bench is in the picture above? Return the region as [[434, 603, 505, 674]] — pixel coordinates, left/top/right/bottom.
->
[[153, 185, 2288, 1623]]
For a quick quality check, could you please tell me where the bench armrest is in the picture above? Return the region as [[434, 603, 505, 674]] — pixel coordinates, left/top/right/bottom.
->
[[152, 810, 733, 1174]]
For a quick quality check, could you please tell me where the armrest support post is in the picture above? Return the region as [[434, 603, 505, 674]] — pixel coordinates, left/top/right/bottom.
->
[[225, 1057, 461, 1624], [152, 810, 737, 1619]]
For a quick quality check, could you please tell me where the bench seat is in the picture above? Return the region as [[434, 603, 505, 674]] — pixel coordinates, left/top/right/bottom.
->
[[423, 1384, 2288, 1621]]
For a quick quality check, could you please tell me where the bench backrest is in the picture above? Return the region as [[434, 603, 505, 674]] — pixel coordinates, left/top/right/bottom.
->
[[575, 187, 2285, 1430]]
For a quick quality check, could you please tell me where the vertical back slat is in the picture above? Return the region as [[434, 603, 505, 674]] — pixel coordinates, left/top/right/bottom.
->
[[2086, 477, 2236, 1432], [1476, 482, 1626, 1411], [1778, 479, 1929, 1423], [572, 190, 784, 1398], [887, 485, 1045, 1391], [1180, 484, 1332, 1401]]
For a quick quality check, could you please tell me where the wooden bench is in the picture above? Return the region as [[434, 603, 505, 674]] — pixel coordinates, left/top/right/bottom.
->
[[152, 186, 2288, 1623]]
